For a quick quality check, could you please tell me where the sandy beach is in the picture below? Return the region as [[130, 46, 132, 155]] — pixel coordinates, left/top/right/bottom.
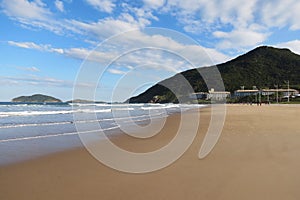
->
[[1, 104, 300, 200]]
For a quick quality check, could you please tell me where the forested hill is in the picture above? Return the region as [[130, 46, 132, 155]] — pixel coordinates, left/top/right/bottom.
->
[[128, 46, 300, 103]]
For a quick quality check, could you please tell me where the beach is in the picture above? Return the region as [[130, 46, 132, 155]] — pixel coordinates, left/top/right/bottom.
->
[[1, 104, 300, 200]]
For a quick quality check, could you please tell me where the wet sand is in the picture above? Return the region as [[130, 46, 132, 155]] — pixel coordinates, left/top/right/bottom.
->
[[1, 105, 300, 200]]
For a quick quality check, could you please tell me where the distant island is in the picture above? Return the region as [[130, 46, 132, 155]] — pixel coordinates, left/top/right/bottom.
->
[[12, 94, 62, 103], [66, 99, 95, 103], [66, 99, 107, 103]]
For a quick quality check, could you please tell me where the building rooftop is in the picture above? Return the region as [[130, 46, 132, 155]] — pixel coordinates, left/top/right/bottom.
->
[[235, 90, 259, 93]]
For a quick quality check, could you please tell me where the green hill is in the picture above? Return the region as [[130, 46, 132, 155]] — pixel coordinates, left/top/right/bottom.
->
[[128, 46, 300, 103], [12, 94, 62, 103]]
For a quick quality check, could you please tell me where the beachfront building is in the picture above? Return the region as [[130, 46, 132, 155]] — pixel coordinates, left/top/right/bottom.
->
[[261, 89, 299, 97], [188, 92, 207, 100], [188, 89, 230, 101], [207, 88, 231, 100], [234, 88, 299, 102], [190, 88, 299, 102], [234, 89, 259, 97], [235, 88, 299, 97]]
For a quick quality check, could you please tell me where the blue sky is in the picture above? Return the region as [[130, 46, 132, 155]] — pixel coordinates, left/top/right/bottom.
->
[[1, 0, 300, 102]]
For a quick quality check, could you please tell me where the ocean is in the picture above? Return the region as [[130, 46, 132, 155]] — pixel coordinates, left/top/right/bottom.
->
[[0, 102, 205, 165]]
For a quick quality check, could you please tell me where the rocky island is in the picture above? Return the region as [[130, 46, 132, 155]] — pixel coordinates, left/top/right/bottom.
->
[[12, 94, 62, 103]]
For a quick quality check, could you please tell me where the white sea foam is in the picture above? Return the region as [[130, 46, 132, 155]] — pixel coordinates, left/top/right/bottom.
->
[[0, 110, 73, 117], [112, 107, 135, 111], [70, 103, 108, 107], [0, 125, 120, 143], [0, 103, 204, 142], [0, 108, 113, 118], [0, 111, 166, 129]]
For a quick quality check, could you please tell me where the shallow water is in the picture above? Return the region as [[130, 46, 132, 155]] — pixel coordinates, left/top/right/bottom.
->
[[0, 102, 205, 165]]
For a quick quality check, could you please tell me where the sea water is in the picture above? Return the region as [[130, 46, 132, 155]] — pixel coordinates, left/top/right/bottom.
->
[[0, 102, 204, 165]]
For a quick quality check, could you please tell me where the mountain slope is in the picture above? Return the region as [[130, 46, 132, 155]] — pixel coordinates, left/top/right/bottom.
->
[[128, 46, 300, 103]]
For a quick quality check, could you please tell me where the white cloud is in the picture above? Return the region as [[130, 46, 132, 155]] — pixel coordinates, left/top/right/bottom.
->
[[2, 0, 51, 20], [63, 48, 89, 59], [85, 0, 115, 13], [213, 28, 269, 50], [163, 0, 257, 30], [126, 65, 134, 70], [4, 2, 230, 68], [51, 48, 64, 54], [28, 66, 40, 72], [118, 31, 229, 65], [1, 0, 67, 34], [8, 41, 64, 54], [107, 69, 126, 75], [260, 0, 300, 30], [7, 27, 230, 73], [64, 47, 118, 62], [30, 67, 40, 72], [0, 75, 72, 87], [162, 0, 300, 51], [66, 12, 151, 40], [67, 29, 230, 71], [3, 0, 300, 54], [8, 41, 43, 50], [143, 0, 165, 9], [121, 3, 159, 25], [2, 1, 153, 41], [16, 66, 41, 72], [55, 0, 64, 12], [8, 41, 112, 63], [161, 0, 262, 50], [275, 40, 300, 55]]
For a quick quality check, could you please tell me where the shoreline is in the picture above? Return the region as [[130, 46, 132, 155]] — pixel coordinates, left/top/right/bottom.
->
[[1, 105, 300, 199]]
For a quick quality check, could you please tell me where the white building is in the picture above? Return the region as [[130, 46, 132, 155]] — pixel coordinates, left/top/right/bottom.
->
[[261, 89, 299, 97], [189, 88, 230, 101], [234, 88, 299, 98], [207, 88, 231, 100]]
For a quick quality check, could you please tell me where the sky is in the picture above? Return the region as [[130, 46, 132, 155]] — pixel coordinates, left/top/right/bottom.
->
[[1, 0, 300, 102]]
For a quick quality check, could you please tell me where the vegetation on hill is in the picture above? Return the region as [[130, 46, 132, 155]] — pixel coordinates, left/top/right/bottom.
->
[[66, 99, 97, 103], [128, 46, 300, 103], [12, 94, 62, 103]]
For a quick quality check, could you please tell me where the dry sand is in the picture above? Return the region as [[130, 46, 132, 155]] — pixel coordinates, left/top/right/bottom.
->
[[1, 104, 300, 200]]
